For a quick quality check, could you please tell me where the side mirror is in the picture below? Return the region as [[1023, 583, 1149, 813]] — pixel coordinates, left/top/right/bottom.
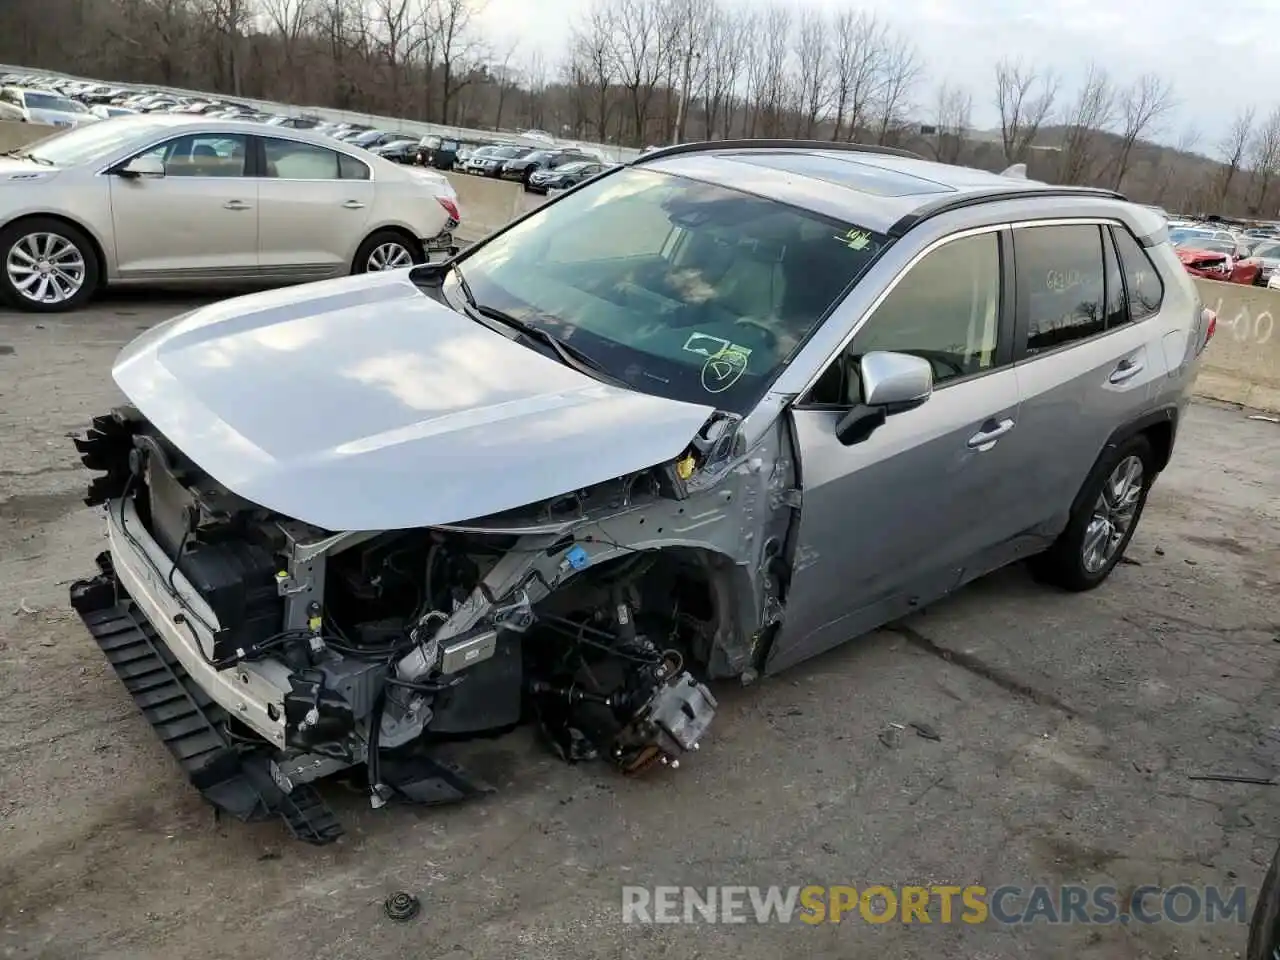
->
[[860, 350, 933, 407], [835, 351, 933, 446], [117, 155, 165, 178]]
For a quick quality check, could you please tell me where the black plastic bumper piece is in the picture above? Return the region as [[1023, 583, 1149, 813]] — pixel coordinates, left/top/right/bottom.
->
[[68, 554, 344, 846]]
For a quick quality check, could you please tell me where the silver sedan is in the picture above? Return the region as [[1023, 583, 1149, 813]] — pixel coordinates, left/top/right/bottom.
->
[[0, 115, 461, 311]]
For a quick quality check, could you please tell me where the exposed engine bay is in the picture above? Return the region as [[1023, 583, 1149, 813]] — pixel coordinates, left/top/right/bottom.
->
[[68, 403, 796, 844]]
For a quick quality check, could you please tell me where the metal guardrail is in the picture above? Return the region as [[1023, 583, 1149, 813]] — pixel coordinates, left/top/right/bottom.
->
[[0, 62, 642, 164]]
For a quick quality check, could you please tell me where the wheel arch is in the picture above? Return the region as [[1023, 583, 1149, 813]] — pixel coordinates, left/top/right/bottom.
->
[[351, 224, 425, 273]]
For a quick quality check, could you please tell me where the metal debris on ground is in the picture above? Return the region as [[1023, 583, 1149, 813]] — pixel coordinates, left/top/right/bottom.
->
[[1246, 415, 1279, 423], [1188, 774, 1277, 786], [384, 891, 421, 922], [911, 721, 941, 742]]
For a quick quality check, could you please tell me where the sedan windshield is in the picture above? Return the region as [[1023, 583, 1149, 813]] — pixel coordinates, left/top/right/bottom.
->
[[1251, 242, 1280, 259], [25, 92, 86, 113], [19, 119, 170, 165], [457, 167, 886, 414]]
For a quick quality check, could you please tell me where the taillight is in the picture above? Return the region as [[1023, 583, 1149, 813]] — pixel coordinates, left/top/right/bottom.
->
[[436, 197, 460, 223], [1200, 306, 1217, 352]]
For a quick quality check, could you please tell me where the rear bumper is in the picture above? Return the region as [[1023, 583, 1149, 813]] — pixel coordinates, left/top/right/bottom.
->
[[423, 230, 456, 253]]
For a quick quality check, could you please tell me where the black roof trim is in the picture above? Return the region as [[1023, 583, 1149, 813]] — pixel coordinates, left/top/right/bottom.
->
[[888, 186, 1129, 238], [632, 139, 927, 164]]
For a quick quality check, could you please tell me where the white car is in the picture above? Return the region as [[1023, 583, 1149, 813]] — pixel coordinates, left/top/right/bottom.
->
[[0, 115, 461, 311], [0, 86, 100, 128], [89, 105, 139, 121]]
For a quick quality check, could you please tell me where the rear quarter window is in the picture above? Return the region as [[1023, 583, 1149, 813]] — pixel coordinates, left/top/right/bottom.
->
[[1111, 226, 1164, 321]]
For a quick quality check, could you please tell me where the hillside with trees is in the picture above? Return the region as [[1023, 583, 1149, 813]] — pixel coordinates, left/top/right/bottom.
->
[[3, 0, 1276, 216]]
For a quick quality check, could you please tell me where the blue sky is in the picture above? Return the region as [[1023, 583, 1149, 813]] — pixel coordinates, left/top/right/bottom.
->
[[479, 0, 1276, 147]]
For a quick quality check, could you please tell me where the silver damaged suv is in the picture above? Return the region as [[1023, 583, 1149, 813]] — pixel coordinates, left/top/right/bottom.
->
[[69, 141, 1216, 844]]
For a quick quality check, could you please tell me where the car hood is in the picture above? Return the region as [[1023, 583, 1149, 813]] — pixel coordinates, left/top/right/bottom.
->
[[112, 270, 717, 532], [1177, 247, 1228, 264]]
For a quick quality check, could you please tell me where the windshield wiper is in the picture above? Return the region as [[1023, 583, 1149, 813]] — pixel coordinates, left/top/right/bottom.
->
[[449, 265, 620, 383], [3, 149, 53, 165]]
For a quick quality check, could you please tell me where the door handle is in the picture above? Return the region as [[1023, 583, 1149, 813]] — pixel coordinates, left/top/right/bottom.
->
[[967, 417, 1015, 450], [1109, 357, 1145, 384], [223, 200, 251, 211], [342, 200, 366, 209]]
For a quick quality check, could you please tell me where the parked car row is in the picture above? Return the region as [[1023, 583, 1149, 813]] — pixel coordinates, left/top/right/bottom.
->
[[1165, 220, 1280, 286]]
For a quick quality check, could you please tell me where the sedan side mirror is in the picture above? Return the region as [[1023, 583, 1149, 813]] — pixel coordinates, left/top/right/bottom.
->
[[835, 350, 933, 446], [117, 155, 165, 178]]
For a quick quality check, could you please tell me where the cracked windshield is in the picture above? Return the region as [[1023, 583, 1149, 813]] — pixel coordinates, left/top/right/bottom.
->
[[458, 167, 886, 411]]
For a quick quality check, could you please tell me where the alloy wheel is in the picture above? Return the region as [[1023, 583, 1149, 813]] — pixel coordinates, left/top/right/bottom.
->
[[6, 232, 87, 305], [366, 242, 414, 271], [1081, 454, 1145, 574]]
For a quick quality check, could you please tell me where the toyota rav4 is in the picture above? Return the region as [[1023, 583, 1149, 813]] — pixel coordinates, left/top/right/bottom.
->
[[68, 140, 1216, 844]]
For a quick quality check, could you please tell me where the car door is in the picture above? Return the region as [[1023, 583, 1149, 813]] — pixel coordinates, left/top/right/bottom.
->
[[109, 132, 258, 280], [254, 136, 374, 280], [1005, 222, 1162, 533], [766, 228, 1031, 675]]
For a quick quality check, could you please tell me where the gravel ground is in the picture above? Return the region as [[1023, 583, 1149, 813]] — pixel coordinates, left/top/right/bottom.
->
[[1, 293, 1278, 960]]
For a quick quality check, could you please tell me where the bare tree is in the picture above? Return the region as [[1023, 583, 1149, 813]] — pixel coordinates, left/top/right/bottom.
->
[[369, 0, 423, 114], [606, 0, 673, 145], [429, 0, 483, 124], [261, 0, 313, 101], [870, 31, 922, 145], [1151, 126, 1201, 206], [569, 5, 616, 142], [1216, 106, 1256, 206], [1107, 73, 1175, 189], [791, 8, 828, 138], [930, 81, 972, 164], [1058, 64, 1117, 184], [750, 5, 792, 137], [829, 11, 885, 142], [994, 58, 1058, 164], [491, 40, 519, 132], [700, 5, 748, 140], [1247, 107, 1280, 214], [195, 0, 254, 95]]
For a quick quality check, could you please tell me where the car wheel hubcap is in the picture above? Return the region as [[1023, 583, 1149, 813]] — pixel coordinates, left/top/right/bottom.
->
[[7, 232, 86, 304], [367, 242, 413, 271], [1081, 454, 1144, 574]]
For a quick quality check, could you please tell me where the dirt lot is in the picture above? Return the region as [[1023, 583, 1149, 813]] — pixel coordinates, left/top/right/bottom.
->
[[1, 294, 1278, 960]]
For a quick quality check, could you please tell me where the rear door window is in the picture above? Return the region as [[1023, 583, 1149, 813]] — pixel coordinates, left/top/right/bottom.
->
[[1111, 226, 1164, 321], [1014, 224, 1106, 354]]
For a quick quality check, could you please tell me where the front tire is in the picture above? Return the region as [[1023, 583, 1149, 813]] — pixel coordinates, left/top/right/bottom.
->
[[1030, 434, 1154, 591], [0, 218, 99, 313], [352, 231, 422, 274], [1248, 843, 1280, 960]]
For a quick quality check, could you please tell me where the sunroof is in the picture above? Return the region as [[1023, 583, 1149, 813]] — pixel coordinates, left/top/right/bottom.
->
[[729, 152, 956, 198]]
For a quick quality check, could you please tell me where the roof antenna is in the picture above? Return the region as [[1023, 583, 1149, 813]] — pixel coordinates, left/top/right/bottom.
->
[[1001, 163, 1029, 179]]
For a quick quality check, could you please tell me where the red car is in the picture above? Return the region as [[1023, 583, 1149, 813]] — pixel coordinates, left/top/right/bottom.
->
[[1176, 245, 1263, 285]]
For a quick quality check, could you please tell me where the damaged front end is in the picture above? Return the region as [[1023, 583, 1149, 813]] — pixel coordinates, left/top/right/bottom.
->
[[69, 403, 795, 844]]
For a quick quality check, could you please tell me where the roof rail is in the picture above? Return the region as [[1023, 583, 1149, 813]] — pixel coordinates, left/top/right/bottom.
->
[[888, 186, 1129, 238], [633, 138, 927, 164]]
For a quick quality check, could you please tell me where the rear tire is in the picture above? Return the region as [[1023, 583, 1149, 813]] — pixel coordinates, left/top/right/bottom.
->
[[0, 217, 99, 313], [1030, 434, 1154, 591], [352, 230, 423, 275]]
